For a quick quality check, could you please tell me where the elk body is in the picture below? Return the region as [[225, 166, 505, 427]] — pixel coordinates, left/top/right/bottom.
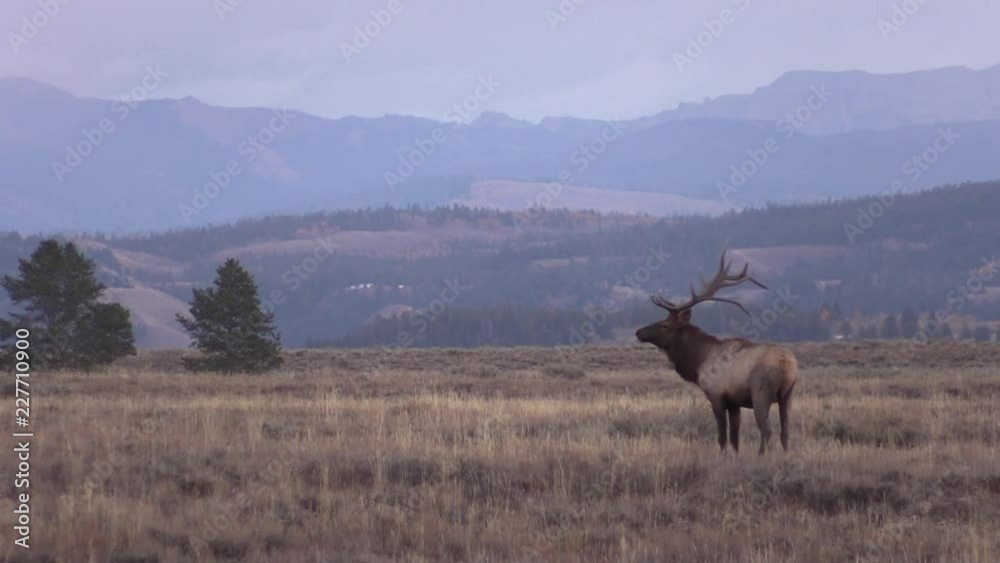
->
[[636, 252, 798, 455]]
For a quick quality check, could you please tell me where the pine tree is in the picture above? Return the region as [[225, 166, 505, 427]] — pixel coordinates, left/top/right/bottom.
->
[[974, 325, 992, 342], [880, 314, 900, 339], [899, 308, 919, 339], [860, 323, 878, 340], [836, 319, 853, 339], [0, 240, 136, 369], [938, 322, 954, 340], [177, 258, 282, 373], [960, 324, 975, 340]]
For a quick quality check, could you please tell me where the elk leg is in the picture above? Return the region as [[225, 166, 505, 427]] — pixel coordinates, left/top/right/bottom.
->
[[728, 407, 741, 453], [779, 391, 793, 451], [752, 400, 772, 455], [712, 406, 727, 452]]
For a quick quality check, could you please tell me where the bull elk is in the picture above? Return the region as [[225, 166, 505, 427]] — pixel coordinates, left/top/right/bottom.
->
[[635, 251, 798, 455]]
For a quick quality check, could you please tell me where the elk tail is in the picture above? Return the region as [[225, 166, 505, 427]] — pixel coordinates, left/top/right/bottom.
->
[[778, 351, 798, 400]]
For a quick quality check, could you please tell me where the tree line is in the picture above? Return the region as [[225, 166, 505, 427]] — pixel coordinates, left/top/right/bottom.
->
[[0, 241, 281, 373], [2, 238, 995, 372], [324, 301, 997, 349], [53, 180, 1000, 345], [2, 179, 999, 361]]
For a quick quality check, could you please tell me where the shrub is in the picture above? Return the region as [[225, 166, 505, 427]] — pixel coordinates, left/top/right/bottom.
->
[[542, 363, 586, 380]]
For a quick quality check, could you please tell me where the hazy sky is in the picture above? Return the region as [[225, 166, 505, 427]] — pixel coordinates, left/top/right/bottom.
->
[[3, 0, 998, 121]]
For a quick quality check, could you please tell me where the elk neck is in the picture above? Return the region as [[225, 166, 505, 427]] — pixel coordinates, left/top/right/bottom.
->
[[662, 324, 728, 385]]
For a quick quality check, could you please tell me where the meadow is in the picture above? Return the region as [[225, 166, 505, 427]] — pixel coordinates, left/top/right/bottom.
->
[[6, 341, 1000, 562]]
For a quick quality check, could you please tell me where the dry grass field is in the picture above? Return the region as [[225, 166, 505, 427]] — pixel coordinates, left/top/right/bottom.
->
[[6, 342, 1000, 562]]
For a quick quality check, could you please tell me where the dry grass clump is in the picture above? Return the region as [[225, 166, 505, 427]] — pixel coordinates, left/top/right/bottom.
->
[[541, 362, 587, 380], [4, 342, 1000, 562], [449, 364, 500, 379], [812, 411, 931, 448]]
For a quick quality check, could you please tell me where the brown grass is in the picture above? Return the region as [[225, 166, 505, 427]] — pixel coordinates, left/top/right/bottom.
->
[[6, 343, 1000, 562]]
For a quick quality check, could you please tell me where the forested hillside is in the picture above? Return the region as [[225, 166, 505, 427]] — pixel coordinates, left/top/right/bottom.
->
[[2, 180, 998, 348]]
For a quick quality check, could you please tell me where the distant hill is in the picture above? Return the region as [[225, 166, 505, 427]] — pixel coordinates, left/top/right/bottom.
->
[[637, 64, 1000, 134], [4, 65, 1000, 231], [2, 180, 998, 348]]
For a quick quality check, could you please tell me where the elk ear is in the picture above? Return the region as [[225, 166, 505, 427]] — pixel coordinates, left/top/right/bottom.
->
[[676, 309, 692, 323]]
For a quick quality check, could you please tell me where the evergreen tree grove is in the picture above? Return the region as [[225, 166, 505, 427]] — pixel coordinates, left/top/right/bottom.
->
[[899, 308, 919, 339], [880, 314, 900, 339], [176, 258, 283, 373], [974, 325, 993, 342], [0, 240, 136, 369]]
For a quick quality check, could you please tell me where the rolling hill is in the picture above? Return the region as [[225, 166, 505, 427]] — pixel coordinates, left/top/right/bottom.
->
[[2, 180, 998, 348]]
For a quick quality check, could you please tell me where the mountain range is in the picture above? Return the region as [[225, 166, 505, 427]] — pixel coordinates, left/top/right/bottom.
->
[[2, 64, 1000, 232]]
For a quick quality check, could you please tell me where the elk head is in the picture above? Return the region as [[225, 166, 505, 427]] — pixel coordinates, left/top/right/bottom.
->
[[635, 250, 766, 352]]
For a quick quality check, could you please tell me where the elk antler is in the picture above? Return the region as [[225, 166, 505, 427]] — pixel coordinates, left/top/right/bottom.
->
[[650, 250, 767, 317]]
